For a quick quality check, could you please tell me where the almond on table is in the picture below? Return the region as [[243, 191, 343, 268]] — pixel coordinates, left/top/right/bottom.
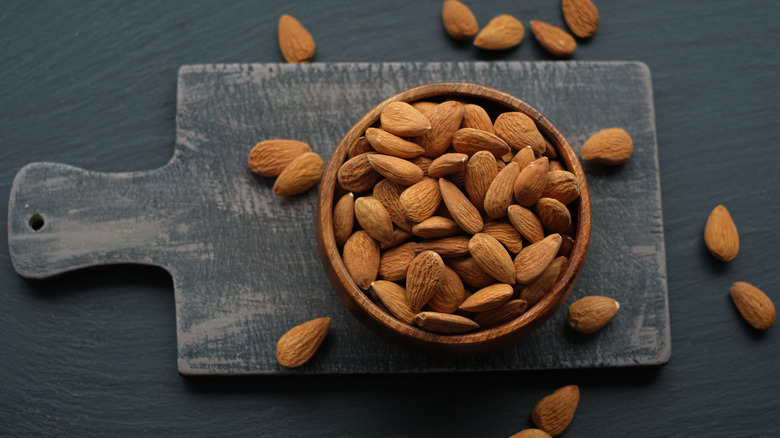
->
[[277, 15, 315, 63]]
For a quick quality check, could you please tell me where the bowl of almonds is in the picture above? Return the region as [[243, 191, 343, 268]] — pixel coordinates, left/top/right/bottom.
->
[[316, 82, 591, 356]]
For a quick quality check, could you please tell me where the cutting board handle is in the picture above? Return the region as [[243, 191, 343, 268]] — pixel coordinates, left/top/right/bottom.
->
[[8, 162, 178, 279]]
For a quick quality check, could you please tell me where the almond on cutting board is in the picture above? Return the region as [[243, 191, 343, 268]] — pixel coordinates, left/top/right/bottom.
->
[[275, 317, 330, 368]]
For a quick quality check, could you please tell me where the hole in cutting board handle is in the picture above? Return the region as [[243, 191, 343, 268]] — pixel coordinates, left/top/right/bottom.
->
[[29, 214, 44, 231]]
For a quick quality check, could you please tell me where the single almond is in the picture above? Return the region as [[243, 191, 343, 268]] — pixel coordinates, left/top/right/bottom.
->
[[381, 228, 414, 250], [412, 216, 462, 239], [338, 153, 382, 193], [441, 0, 479, 41], [542, 137, 558, 158], [406, 250, 445, 311], [342, 230, 380, 290], [277, 15, 315, 63], [473, 299, 528, 328], [469, 233, 516, 284], [365, 127, 425, 158], [511, 145, 537, 170], [530, 20, 577, 58], [418, 101, 465, 157], [484, 162, 521, 218], [548, 159, 565, 172], [428, 153, 469, 178], [536, 197, 572, 234], [379, 101, 432, 137], [248, 139, 311, 177], [452, 128, 512, 158], [275, 317, 330, 368], [459, 283, 514, 312], [532, 385, 580, 436], [373, 179, 415, 231], [514, 156, 550, 206], [378, 242, 416, 282], [447, 256, 496, 289], [507, 204, 545, 243], [461, 103, 494, 133], [580, 127, 633, 165], [465, 150, 499, 212], [370, 280, 417, 325], [514, 233, 563, 284], [354, 196, 395, 245], [562, 0, 600, 38], [494, 112, 547, 154], [412, 101, 439, 120], [428, 265, 467, 314], [273, 151, 323, 196], [473, 14, 525, 50], [348, 136, 374, 159], [521, 256, 567, 306], [558, 234, 575, 258], [332, 192, 355, 246], [414, 235, 471, 257], [414, 311, 479, 333], [367, 154, 424, 186], [400, 177, 442, 223], [439, 178, 484, 234], [409, 155, 434, 177], [730, 282, 775, 330], [568, 295, 620, 334], [704, 204, 739, 262], [541, 170, 581, 204], [508, 429, 553, 438], [482, 221, 524, 253]]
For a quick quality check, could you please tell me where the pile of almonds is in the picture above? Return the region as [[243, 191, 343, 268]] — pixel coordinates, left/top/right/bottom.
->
[[332, 99, 583, 334]]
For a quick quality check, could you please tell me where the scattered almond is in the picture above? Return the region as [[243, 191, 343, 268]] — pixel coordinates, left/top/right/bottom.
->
[[473, 14, 525, 50], [704, 204, 739, 262], [568, 295, 620, 334], [277, 15, 315, 63], [730, 282, 775, 330], [531, 385, 580, 436], [441, 0, 479, 41], [275, 317, 330, 368], [530, 20, 577, 58], [248, 139, 311, 177], [562, 0, 600, 38], [580, 127, 633, 165], [272, 151, 323, 196]]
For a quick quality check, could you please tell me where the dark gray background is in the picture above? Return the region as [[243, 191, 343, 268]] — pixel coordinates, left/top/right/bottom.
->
[[1, 1, 778, 436]]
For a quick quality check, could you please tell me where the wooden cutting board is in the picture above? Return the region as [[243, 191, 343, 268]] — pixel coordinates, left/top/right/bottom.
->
[[8, 62, 670, 375]]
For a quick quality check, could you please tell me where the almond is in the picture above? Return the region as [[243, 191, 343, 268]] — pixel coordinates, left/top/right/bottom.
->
[[367, 154, 424, 186], [381, 228, 414, 250], [507, 204, 545, 243], [459, 283, 514, 312], [277, 15, 315, 63], [536, 197, 572, 234], [370, 280, 417, 325], [400, 177, 442, 223], [562, 0, 600, 38], [494, 112, 546, 154], [511, 145, 537, 170], [473, 14, 525, 50], [332, 192, 355, 246], [730, 282, 775, 330], [472, 299, 528, 328], [428, 153, 469, 178], [342, 230, 380, 290], [412, 101, 439, 120], [514, 156, 550, 206], [541, 170, 580, 204], [558, 234, 575, 258], [481, 221, 524, 253], [469, 233, 516, 284], [373, 179, 415, 232], [531, 385, 580, 436], [379, 102, 432, 137], [365, 127, 425, 158], [414, 235, 471, 257], [273, 151, 323, 196], [247, 139, 311, 177], [464, 150, 498, 212], [521, 256, 567, 306], [447, 256, 496, 289], [452, 128, 512, 158], [514, 233, 562, 284], [542, 137, 558, 158], [406, 250, 445, 311], [428, 265, 467, 314], [338, 153, 382, 193], [412, 216, 462, 239], [354, 196, 395, 245], [414, 311, 480, 333], [418, 101, 465, 157], [548, 159, 565, 172], [580, 127, 633, 165], [439, 178, 484, 234], [568, 295, 620, 334], [275, 317, 330, 368], [508, 429, 552, 438], [347, 136, 373, 160], [461, 103, 494, 132], [378, 242, 416, 282], [530, 20, 577, 58], [704, 204, 739, 262], [441, 0, 479, 41], [409, 155, 434, 177], [484, 162, 521, 218]]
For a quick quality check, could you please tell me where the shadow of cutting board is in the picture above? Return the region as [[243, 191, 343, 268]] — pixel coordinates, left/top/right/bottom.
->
[[8, 62, 670, 375]]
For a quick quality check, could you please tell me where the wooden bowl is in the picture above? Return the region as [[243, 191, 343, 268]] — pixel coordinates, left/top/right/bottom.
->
[[315, 83, 591, 357]]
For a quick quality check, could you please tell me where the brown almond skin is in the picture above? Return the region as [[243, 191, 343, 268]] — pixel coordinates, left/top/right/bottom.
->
[[542, 170, 580, 204], [379, 102, 431, 137], [381, 228, 414, 250], [442, 0, 479, 41], [428, 265, 467, 314], [459, 283, 514, 312], [473, 14, 525, 50], [562, 0, 600, 38], [365, 127, 425, 158], [342, 231, 380, 290], [273, 152, 323, 196], [439, 178, 484, 234], [275, 317, 330, 368], [508, 429, 552, 438], [514, 156, 550, 207], [411, 216, 462, 239], [338, 153, 382, 193], [277, 15, 315, 63], [447, 256, 496, 289], [248, 139, 311, 177], [494, 112, 547, 154], [530, 20, 577, 58], [332, 192, 355, 247], [414, 235, 470, 257], [370, 280, 417, 325], [580, 127, 634, 165], [412, 101, 439, 120], [507, 204, 545, 243], [469, 233, 516, 284], [347, 136, 374, 160], [473, 299, 528, 328], [511, 145, 537, 171], [452, 128, 512, 158], [568, 295, 620, 334], [484, 162, 520, 218], [536, 197, 572, 234], [465, 150, 498, 212], [428, 153, 468, 178], [704, 204, 739, 262], [354, 196, 395, 245], [406, 251, 445, 311], [532, 385, 580, 436], [367, 154, 424, 186], [378, 242, 416, 282], [482, 221, 524, 254], [730, 282, 775, 330], [373, 179, 415, 232], [461, 104, 494, 133], [400, 177, 442, 223], [514, 234, 563, 284], [418, 101, 465, 157], [414, 311, 479, 334], [521, 256, 568, 307]]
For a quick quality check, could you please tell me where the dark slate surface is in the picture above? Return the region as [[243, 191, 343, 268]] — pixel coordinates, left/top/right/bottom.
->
[[8, 61, 668, 374], [1, 0, 778, 436]]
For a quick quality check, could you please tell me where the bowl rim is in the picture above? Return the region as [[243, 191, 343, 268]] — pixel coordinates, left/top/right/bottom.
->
[[316, 82, 591, 355]]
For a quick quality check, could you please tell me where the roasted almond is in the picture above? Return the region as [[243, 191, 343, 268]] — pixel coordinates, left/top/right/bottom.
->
[[704, 204, 739, 262], [275, 317, 330, 368], [568, 295, 620, 334], [428, 265, 467, 314], [354, 196, 395, 245], [464, 150, 498, 212], [507, 204, 546, 243], [730, 282, 775, 330], [374, 179, 415, 231], [530, 20, 577, 58], [459, 283, 514, 312], [439, 178, 484, 234], [469, 233, 516, 284], [541, 170, 580, 204], [342, 230, 380, 290], [406, 250, 445, 311], [414, 311, 479, 333], [514, 156, 549, 207], [473, 299, 528, 328], [370, 280, 417, 324], [248, 139, 311, 177], [452, 128, 512, 158], [277, 15, 316, 63], [461, 103, 494, 132], [531, 385, 580, 436], [562, 0, 600, 38], [418, 101, 465, 157], [536, 197, 572, 234], [378, 242, 416, 282], [273, 151, 323, 196], [399, 177, 442, 223], [367, 154, 424, 186], [412, 216, 462, 239], [414, 235, 471, 257], [379, 102, 432, 137], [338, 153, 382, 193], [365, 127, 425, 158], [580, 127, 634, 165], [484, 162, 521, 218], [332, 192, 355, 246], [473, 14, 525, 50], [428, 153, 469, 178], [514, 233, 563, 284], [481, 221, 524, 254], [494, 112, 547, 154], [520, 256, 567, 306], [447, 256, 496, 289], [441, 0, 479, 41]]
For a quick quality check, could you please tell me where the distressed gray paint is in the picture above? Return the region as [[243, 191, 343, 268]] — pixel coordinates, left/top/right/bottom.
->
[[8, 61, 668, 374]]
